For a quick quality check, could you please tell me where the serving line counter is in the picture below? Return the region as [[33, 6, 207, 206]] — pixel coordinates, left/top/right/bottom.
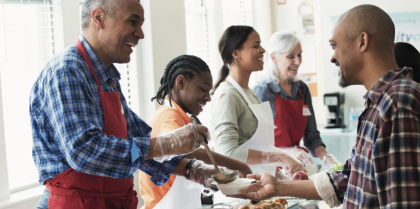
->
[[204, 198, 343, 208]]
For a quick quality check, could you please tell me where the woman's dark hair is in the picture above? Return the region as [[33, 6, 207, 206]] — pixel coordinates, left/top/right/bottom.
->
[[151, 54, 210, 106], [211, 25, 255, 95], [394, 42, 420, 83]]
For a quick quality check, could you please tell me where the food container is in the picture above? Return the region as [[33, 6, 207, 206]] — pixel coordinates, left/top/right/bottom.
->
[[211, 197, 306, 208], [212, 178, 256, 195]]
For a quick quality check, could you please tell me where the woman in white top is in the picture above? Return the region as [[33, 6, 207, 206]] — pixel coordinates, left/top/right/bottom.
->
[[210, 26, 306, 184]]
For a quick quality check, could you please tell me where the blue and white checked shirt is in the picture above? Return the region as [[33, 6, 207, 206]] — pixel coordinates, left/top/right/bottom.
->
[[30, 36, 183, 186]]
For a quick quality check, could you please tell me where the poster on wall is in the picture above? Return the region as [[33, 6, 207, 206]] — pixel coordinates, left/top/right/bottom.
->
[[391, 12, 420, 50], [331, 12, 420, 75]]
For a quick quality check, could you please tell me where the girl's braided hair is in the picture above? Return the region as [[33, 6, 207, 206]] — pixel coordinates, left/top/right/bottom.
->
[[151, 54, 211, 107]]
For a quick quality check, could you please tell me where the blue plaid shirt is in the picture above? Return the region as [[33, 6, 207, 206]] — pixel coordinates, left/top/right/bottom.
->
[[30, 36, 183, 186]]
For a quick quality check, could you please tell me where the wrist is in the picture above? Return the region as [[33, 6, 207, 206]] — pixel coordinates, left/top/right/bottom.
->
[[190, 160, 204, 182], [314, 146, 327, 159], [184, 159, 196, 180]]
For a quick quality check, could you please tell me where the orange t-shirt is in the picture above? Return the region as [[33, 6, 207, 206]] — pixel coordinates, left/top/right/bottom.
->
[[139, 100, 190, 209]]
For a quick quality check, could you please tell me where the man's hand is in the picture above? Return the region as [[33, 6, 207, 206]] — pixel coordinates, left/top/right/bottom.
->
[[228, 172, 280, 200], [153, 124, 210, 157]]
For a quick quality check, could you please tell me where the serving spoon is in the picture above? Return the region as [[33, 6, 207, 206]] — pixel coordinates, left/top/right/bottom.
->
[[190, 115, 238, 184]]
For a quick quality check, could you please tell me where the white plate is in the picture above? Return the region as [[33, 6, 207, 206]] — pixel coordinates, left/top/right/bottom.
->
[[212, 178, 256, 195]]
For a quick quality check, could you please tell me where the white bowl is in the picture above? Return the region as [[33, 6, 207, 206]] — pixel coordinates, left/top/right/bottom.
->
[[212, 178, 256, 195]]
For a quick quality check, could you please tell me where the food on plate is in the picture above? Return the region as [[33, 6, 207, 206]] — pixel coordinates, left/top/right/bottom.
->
[[292, 171, 308, 181], [239, 198, 287, 209], [327, 163, 344, 172]]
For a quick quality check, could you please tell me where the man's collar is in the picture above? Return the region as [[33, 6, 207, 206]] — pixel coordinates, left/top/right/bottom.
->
[[78, 35, 121, 85], [366, 68, 411, 104]]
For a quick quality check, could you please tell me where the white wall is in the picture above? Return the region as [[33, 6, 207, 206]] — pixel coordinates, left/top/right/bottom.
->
[[61, 0, 81, 48], [132, 0, 188, 207], [318, 0, 420, 125], [271, 0, 420, 127], [137, 0, 187, 121]]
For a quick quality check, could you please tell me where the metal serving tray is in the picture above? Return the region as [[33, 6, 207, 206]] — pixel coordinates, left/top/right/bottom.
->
[[210, 197, 306, 209]]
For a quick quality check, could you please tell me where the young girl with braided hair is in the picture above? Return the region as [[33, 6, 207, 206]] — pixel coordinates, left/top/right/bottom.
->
[[138, 54, 252, 209]]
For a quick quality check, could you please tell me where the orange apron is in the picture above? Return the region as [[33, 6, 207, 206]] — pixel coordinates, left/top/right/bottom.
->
[[45, 39, 137, 209]]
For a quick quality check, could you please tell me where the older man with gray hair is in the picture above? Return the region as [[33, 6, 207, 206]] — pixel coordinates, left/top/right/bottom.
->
[[32, 0, 215, 208]]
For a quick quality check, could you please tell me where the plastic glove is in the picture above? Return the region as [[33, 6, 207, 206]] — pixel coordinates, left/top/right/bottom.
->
[[283, 146, 314, 165], [261, 150, 306, 177], [153, 124, 210, 157], [275, 168, 290, 181], [323, 154, 340, 167], [189, 160, 238, 192]]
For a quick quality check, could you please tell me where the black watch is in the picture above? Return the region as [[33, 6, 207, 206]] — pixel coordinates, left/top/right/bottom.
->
[[184, 159, 196, 180]]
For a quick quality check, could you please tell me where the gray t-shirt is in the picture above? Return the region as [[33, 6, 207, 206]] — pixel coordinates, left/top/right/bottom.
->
[[210, 82, 260, 162]]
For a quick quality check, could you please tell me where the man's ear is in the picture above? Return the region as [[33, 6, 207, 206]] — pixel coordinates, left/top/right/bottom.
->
[[358, 32, 369, 53], [91, 8, 106, 29], [175, 75, 186, 91]]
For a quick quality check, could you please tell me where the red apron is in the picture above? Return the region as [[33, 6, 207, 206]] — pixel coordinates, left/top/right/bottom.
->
[[274, 83, 309, 153], [45, 39, 136, 209]]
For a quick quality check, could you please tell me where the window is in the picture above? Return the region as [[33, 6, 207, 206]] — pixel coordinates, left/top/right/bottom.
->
[[184, 0, 253, 76], [114, 55, 140, 115], [0, 0, 64, 191], [184, 0, 253, 132], [222, 0, 253, 29], [184, 0, 217, 73]]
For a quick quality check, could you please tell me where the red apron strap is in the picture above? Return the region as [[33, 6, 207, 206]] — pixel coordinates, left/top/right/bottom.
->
[[74, 39, 103, 92], [45, 39, 132, 209]]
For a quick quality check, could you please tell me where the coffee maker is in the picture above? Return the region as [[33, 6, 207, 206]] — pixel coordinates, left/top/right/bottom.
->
[[324, 93, 345, 128]]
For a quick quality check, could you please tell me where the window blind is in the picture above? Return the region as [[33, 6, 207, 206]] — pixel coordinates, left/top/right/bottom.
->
[[222, 0, 253, 29], [184, 0, 214, 69], [114, 53, 140, 115], [0, 0, 64, 191]]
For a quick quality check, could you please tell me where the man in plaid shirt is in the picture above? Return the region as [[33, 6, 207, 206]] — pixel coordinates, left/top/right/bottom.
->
[[229, 4, 420, 209]]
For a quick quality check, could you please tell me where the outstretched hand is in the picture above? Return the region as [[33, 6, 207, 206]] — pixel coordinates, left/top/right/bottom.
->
[[227, 172, 280, 201]]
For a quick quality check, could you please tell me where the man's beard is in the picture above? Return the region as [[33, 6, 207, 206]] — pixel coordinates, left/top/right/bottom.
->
[[338, 69, 348, 88], [335, 60, 348, 88]]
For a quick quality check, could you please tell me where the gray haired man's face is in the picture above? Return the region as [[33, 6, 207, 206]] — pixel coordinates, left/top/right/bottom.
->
[[100, 0, 144, 65]]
